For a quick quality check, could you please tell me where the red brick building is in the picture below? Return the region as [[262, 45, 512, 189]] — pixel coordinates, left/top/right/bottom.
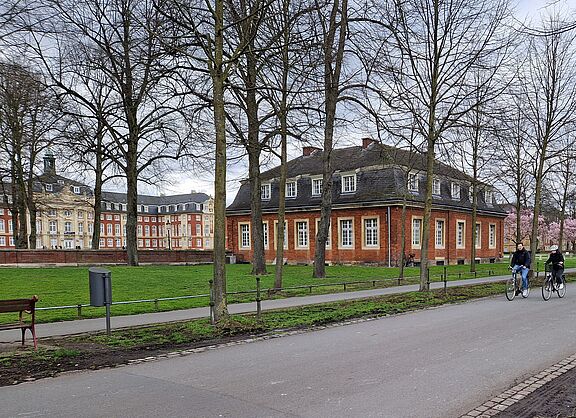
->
[[226, 140, 506, 266]]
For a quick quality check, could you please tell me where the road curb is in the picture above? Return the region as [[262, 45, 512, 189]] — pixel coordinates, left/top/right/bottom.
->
[[461, 353, 576, 417]]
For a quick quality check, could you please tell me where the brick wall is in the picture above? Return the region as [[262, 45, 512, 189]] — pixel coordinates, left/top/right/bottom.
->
[[227, 205, 504, 266], [0, 249, 213, 266]]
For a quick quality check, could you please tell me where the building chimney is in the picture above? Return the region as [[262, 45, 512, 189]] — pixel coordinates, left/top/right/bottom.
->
[[362, 138, 377, 149], [303, 146, 322, 156]]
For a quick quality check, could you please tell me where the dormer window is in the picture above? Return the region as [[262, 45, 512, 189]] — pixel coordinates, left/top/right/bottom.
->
[[45, 184, 53, 192], [261, 184, 271, 200], [122, 204, 127, 211], [432, 178, 441, 195], [144, 205, 149, 213], [106, 203, 111, 210], [341, 174, 356, 193], [485, 190, 493, 205], [57, 179, 64, 185], [312, 178, 323, 196], [408, 173, 418, 191], [286, 181, 297, 198], [451, 183, 460, 199], [73, 186, 80, 194]]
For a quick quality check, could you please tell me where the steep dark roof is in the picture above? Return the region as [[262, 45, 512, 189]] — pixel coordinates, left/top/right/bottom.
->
[[101, 191, 211, 214], [35, 173, 93, 196], [227, 142, 506, 216], [260, 143, 474, 182]]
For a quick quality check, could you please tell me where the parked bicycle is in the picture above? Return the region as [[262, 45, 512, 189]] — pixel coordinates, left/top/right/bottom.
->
[[506, 267, 530, 301], [541, 268, 567, 301]]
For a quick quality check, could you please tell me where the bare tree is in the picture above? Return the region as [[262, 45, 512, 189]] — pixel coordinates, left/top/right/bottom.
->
[[372, 0, 513, 290], [0, 59, 61, 249], [27, 0, 194, 265], [520, 15, 576, 260], [313, 0, 349, 279], [162, 0, 256, 323]]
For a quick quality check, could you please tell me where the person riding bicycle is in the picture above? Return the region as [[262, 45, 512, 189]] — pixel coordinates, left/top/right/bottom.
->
[[545, 245, 564, 290], [510, 242, 531, 297]]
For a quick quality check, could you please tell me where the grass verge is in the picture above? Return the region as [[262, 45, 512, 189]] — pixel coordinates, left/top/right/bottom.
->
[[1, 281, 505, 386]]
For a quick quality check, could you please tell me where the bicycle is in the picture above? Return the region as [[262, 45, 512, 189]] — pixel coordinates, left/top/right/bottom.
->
[[506, 267, 530, 301], [541, 267, 567, 301]]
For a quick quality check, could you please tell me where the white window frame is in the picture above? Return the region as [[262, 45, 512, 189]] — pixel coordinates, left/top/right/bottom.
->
[[489, 224, 496, 249], [49, 221, 57, 234], [362, 217, 379, 248], [338, 218, 354, 249], [433, 178, 441, 195], [286, 181, 297, 198], [261, 184, 271, 200], [451, 183, 461, 200], [408, 173, 419, 192], [412, 217, 422, 249], [456, 220, 466, 249], [485, 190, 493, 205], [341, 174, 357, 193], [294, 220, 309, 249], [315, 218, 331, 249], [239, 222, 251, 249], [435, 219, 445, 249], [64, 221, 72, 233], [73, 186, 80, 194], [312, 178, 323, 196], [45, 184, 53, 192]]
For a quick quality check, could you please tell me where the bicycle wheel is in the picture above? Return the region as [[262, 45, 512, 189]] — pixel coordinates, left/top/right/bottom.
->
[[558, 275, 567, 298], [542, 276, 552, 301], [522, 285, 530, 298], [506, 276, 516, 301]]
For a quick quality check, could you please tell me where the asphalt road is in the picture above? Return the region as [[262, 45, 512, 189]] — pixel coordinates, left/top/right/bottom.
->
[[2, 291, 576, 418]]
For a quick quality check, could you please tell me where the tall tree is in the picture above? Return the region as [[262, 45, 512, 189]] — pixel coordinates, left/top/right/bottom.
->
[[162, 0, 255, 322], [30, 0, 192, 265], [372, 0, 513, 290], [0, 60, 61, 249], [521, 15, 576, 261], [313, 0, 349, 278]]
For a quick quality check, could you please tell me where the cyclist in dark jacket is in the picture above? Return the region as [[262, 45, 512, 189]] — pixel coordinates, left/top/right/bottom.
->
[[510, 243, 531, 296], [545, 245, 564, 289]]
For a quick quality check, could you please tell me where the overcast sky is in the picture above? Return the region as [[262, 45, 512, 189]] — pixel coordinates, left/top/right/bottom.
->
[[124, 0, 576, 204]]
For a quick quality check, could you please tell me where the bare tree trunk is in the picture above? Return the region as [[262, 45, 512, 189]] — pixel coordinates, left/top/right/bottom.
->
[[126, 139, 139, 265], [313, 0, 348, 279], [91, 125, 104, 249], [399, 202, 406, 278], [558, 159, 571, 251], [212, 0, 229, 322], [274, 127, 287, 289], [419, 137, 435, 291]]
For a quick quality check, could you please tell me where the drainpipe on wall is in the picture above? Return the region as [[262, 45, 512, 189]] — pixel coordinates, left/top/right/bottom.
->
[[387, 206, 391, 267]]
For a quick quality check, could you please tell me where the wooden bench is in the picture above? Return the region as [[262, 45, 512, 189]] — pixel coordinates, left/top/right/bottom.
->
[[0, 296, 39, 349]]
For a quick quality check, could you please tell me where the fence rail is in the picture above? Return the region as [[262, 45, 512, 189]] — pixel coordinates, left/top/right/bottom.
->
[[32, 268, 513, 320]]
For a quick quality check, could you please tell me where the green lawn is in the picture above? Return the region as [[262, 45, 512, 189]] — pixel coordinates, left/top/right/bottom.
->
[[0, 256, 572, 324]]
